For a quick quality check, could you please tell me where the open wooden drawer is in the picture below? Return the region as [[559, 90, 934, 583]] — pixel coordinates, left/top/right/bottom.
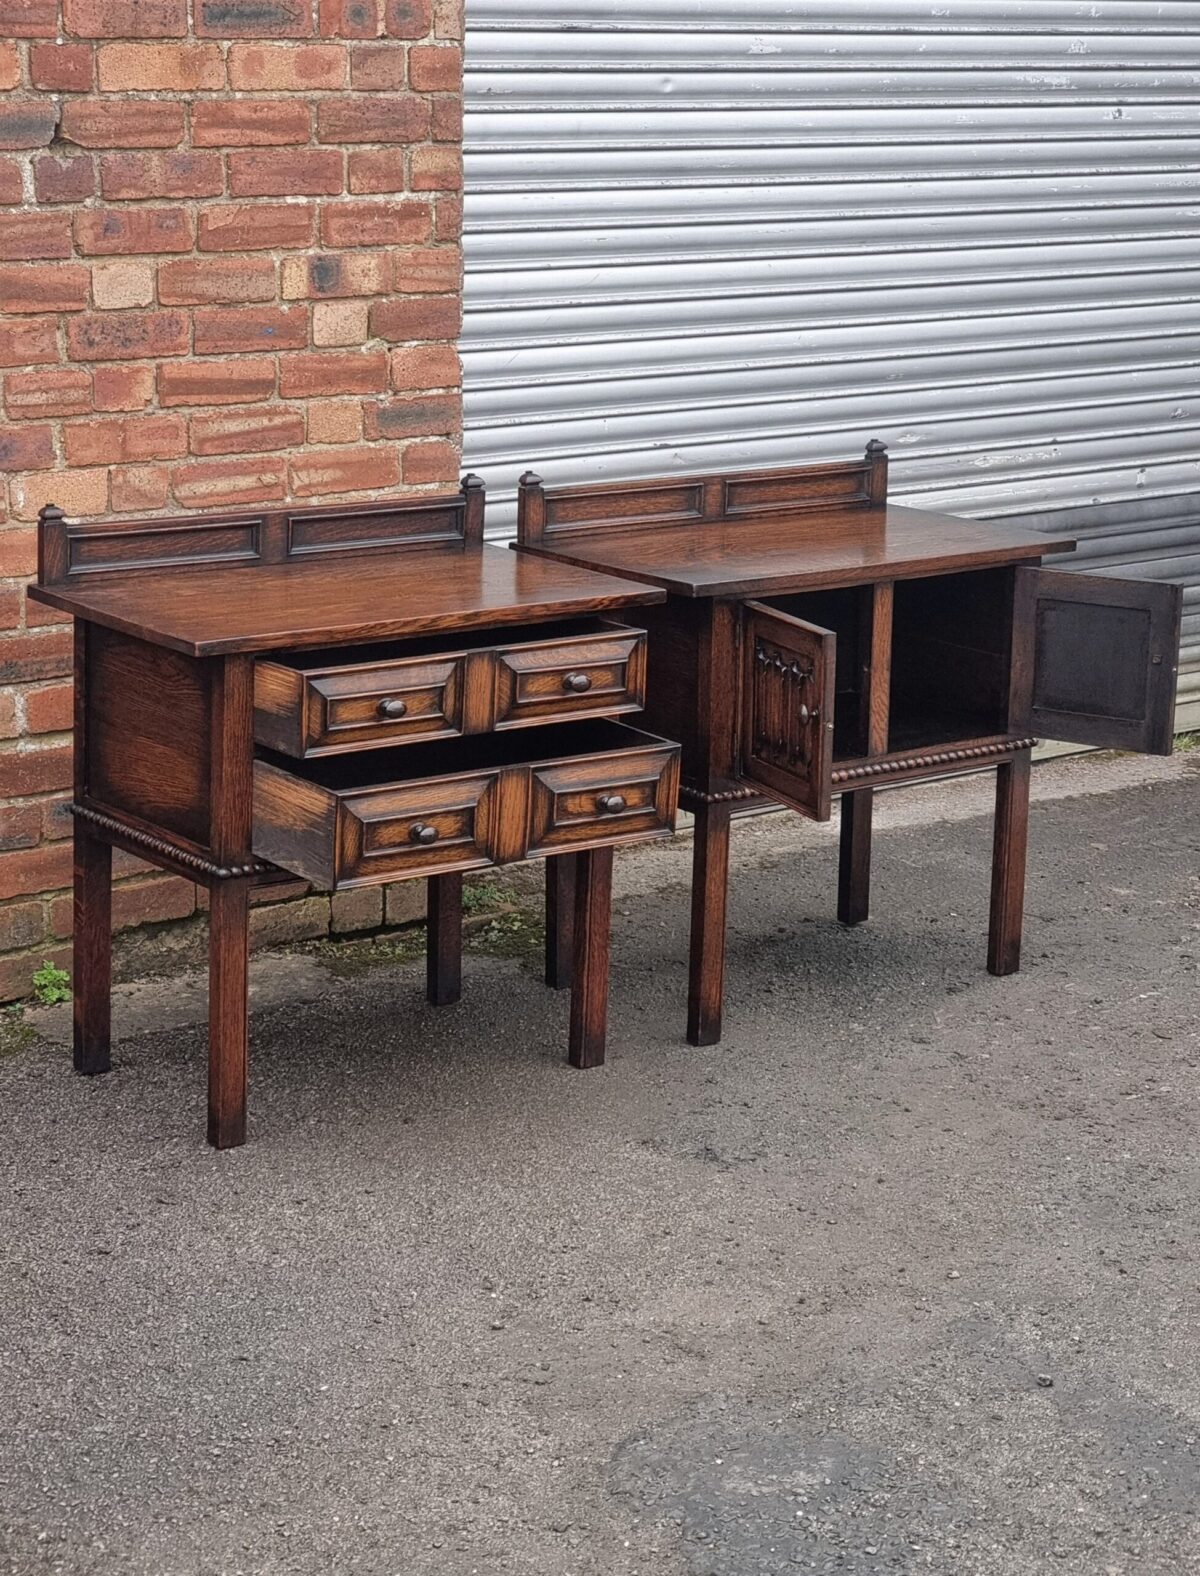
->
[[254, 617, 647, 758], [737, 567, 1182, 820], [253, 719, 680, 888]]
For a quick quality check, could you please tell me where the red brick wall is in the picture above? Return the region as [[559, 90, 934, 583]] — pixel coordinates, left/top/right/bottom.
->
[[0, 0, 464, 1001]]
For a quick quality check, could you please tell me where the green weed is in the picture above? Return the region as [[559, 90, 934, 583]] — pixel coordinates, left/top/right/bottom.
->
[[31, 961, 70, 1006]]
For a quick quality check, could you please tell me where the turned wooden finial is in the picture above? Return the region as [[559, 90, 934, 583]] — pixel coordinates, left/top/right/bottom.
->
[[460, 472, 485, 546], [37, 503, 69, 585], [864, 438, 889, 505], [517, 471, 547, 544]]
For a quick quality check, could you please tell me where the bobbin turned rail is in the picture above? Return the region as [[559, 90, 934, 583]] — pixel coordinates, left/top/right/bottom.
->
[[29, 480, 676, 1150]]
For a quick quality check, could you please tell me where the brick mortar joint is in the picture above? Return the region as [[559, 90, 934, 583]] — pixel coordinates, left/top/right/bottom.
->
[[0, 727, 72, 749], [2, 2, 467, 893]]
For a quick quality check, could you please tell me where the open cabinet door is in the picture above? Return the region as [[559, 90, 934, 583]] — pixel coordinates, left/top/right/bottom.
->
[[1020, 568, 1182, 756], [738, 600, 836, 819]]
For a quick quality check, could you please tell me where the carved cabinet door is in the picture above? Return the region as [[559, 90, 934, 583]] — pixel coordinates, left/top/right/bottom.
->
[[1018, 568, 1182, 756], [737, 600, 836, 820]]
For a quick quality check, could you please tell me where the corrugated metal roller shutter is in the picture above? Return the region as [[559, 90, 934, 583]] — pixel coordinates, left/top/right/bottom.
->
[[461, 0, 1200, 727]]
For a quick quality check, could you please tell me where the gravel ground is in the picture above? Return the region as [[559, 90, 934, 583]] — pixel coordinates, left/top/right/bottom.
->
[[1, 752, 1198, 1576]]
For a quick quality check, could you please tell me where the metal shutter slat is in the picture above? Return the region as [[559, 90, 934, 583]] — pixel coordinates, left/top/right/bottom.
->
[[462, 0, 1200, 727]]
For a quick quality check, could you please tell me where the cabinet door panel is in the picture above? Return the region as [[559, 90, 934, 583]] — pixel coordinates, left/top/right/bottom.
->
[[1021, 568, 1182, 756], [738, 600, 836, 819]]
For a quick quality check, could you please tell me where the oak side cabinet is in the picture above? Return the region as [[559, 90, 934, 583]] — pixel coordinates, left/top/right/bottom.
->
[[515, 443, 1183, 1046], [28, 479, 681, 1148]]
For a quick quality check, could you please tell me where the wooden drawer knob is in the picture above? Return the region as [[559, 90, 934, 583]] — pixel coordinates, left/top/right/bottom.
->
[[562, 671, 592, 693], [378, 697, 408, 719], [409, 822, 439, 845], [596, 793, 626, 815]]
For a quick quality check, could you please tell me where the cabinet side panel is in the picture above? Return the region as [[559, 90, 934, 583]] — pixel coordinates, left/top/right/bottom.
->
[[86, 626, 212, 847], [251, 762, 337, 886], [636, 601, 703, 780], [253, 660, 306, 756]]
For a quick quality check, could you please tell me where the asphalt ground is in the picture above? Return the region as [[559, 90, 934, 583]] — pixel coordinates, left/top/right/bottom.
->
[[1, 749, 1198, 1576]]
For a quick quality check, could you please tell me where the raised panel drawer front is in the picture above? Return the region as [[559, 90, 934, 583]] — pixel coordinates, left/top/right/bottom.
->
[[311, 655, 468, 754], [737, 600, 837, 821], [492, 624, 646, 729], [253, 759, 500, 887], [253, 619, 646, 757], [336, 773, 500, 886], [255, 649, 467, 756], [253, 721, 680, 889], [526, 735, 680, 858]]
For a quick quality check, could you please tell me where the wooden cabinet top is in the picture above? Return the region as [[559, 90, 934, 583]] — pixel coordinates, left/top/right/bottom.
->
[[515, 500, 1076, 600], [515, 448, 1077, 598], [29, 542, 665, 657], [26, 479, 665, 656]]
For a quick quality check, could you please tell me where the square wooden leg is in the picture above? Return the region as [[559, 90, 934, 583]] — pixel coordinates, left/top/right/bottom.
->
[[837, 788, 873, 927], [545, 852, 577, 990], [988, 752, 1031, 976], [687, 801, 732, 1047], [568, 846, 613, 1069], [73, 824, 112, 1077], [426, 872, 463, 1006], [208, 878, 250, 1150]]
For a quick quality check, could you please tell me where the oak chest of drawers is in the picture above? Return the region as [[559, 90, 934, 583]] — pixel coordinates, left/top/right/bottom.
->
[[29, 478, 680, 1148]]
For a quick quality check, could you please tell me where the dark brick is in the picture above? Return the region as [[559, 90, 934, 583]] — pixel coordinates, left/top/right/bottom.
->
[[364, 393, 459, 440], [195, 0, 312, 36], [0, 103, 60, 152], [383, 0, 431, 39], [67, 311, 190, 362]]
